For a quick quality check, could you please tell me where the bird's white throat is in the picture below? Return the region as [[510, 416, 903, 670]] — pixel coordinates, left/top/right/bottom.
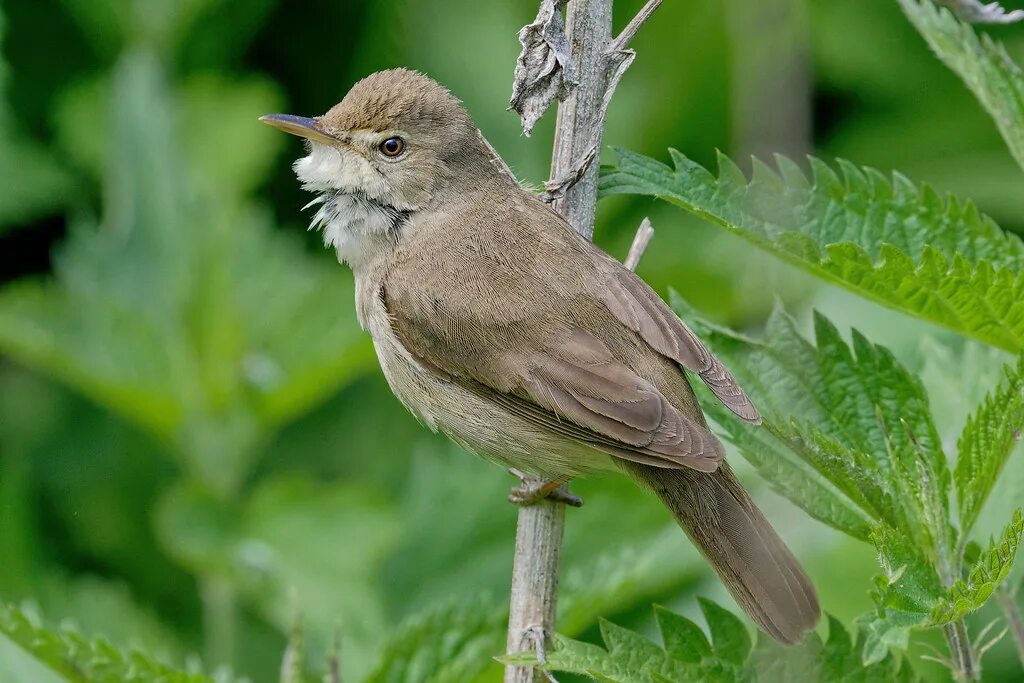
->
[[293, 144, 410, 268]]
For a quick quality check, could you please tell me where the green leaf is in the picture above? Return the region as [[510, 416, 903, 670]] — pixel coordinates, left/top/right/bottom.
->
[[53, 72, 286, 198], [28, 574, 184, 662], [955, 358, 1024, 537], [504, 609, 713, 683], [363, 600, 505, 683], [654, 605, 710, 664], [864, 526, 944, 651], [672, 297, 876, 540], [858, 609, 926, 668], [674, 295, 949, 559], [699, 597, 752, 666], [819, 615, 917, 682], [0, 603, 218, 683], [602, 149, 1024, 353], [670, 297, 1024, 666], [506, 604, 918, 682], [0, 50, 373, 493], [871, 526, 944, 614], [899, 0, 1024, 171], [156, 476, 401, 681], [931, 508, 1024, 623]]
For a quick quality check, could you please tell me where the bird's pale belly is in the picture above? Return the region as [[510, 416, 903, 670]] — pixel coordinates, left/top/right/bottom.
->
[[362, 298, 615, 479]]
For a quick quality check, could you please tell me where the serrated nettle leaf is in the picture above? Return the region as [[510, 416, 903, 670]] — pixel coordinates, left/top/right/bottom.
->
[[654, 605, 710, 663], [604, 148, 1024, 353], [674, 294, 949, 556], [955, 358, 1024, 538], [931, 508, 1024, 624], [899, 0, 1024, 169], [700, 393, 875, 541], [0, 602, 218, 683], [513, 608, 716, 683], [832, 622, 921, 683], [698, 597, 752, 666], [515, 604, 917, 682], [795, 426, 897, 529], [870, 526, 944, 614], [858, 609, 927, 668]]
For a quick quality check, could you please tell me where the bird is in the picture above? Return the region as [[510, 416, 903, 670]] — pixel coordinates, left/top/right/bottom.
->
[[260, 67, 820, 644]]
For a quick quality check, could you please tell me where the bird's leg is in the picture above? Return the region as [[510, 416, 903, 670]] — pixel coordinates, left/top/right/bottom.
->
[[508, 469, 583, 507]]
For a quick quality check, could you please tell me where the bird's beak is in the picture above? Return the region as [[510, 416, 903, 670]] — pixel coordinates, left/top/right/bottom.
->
[[259, 114, 341, 145]]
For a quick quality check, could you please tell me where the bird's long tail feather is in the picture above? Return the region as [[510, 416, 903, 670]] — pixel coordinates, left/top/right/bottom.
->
[[620, 461, 820, 644]]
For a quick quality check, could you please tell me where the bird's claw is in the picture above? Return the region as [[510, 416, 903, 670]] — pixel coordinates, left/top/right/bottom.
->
[[507, 469, 583, 507]]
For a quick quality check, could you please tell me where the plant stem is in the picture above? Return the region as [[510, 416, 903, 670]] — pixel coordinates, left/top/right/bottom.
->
[[201, 574, 237, 669], [997, 583, 1024, 669], [505, 498, 566, 683], [547, 0, 614, 240], [943, 619, 978, 682], [504, 0, 615, 680], [937, 549, 978, 680]]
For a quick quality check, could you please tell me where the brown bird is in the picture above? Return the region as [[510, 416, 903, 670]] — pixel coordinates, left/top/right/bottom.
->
[[261, 68, 819, 644]]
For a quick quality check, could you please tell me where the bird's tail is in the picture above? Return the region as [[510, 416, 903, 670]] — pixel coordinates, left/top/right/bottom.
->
[[620, 460, 820, 644]]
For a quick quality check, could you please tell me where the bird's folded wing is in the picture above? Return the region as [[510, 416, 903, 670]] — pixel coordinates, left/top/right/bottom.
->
[[596, 258, 761, 424], [382, 286, 725, 472]]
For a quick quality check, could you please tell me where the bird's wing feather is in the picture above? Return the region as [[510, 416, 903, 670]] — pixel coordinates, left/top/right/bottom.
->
[[382, 280, 724, 472], [594, 256, 761, 423]]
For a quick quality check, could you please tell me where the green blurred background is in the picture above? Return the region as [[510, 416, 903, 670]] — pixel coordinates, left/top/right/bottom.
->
[[1, 0, 1023, 680]]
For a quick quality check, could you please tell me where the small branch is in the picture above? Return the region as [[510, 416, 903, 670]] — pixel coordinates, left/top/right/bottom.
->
[[609, 0, 663, 53], [505, 495, 567, 683], [623, 217, 655, 271], [505, 0, 618, 681], [998, 583, 1024, 669], [539, 0, 661, 203], [546, 0, 615, 238]]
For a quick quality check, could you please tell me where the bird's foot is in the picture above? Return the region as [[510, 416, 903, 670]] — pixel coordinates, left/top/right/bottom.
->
[[507, 469, 583, 507]]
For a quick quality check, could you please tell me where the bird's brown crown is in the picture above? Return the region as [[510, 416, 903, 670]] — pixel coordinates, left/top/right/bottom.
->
[[318, 68, 473, 135]]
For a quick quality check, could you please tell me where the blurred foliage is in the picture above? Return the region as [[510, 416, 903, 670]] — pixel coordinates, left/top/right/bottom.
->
[[1, 0, 1024, 682], [0, 602, 230, 683]]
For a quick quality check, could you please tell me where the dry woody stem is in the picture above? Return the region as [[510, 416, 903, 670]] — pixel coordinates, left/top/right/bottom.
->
[[504, 1, 661, 680]]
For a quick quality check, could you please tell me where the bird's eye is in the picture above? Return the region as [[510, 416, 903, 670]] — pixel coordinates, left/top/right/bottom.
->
[[379, 136, 405, 157]]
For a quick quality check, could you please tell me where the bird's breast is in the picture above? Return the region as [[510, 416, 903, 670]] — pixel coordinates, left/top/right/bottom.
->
[[309, 192, 407, 268]]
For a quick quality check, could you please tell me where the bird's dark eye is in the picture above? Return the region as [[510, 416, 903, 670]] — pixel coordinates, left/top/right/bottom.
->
[[379, 136, 405, 157]]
